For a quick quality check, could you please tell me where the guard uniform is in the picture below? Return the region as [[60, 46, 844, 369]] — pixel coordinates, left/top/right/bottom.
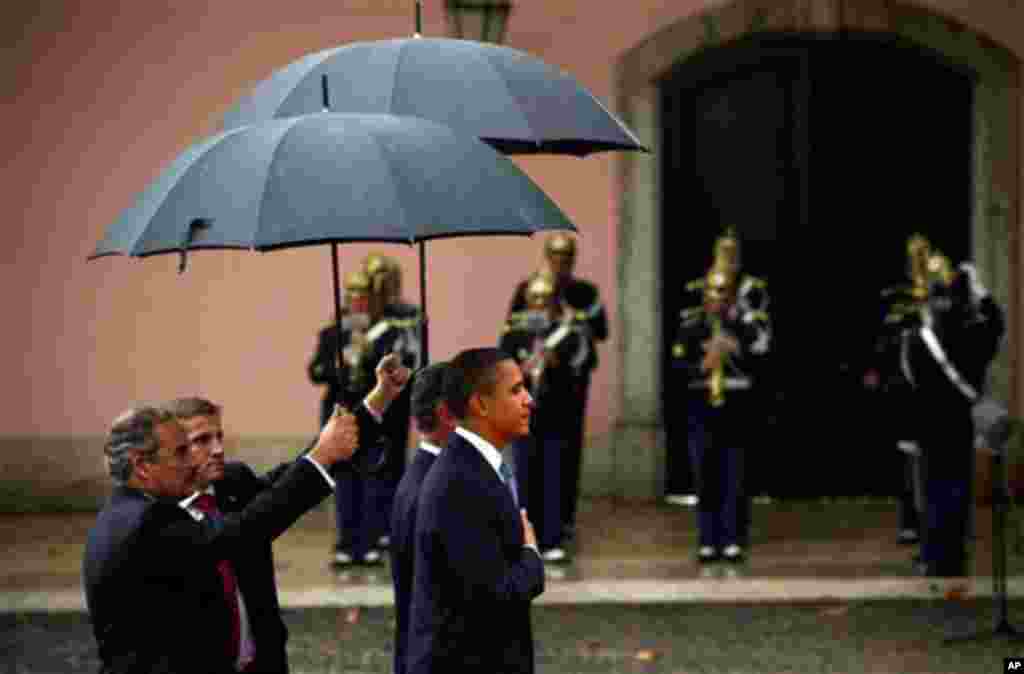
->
[[903, 255, 1004, 578], [308, 269, 419, 566], [364, 254, 422, 548], [501, 273, 589, 560], [866, 234, 932, 547], [672, 230, 770, 562], [507, 234, 607, 538]]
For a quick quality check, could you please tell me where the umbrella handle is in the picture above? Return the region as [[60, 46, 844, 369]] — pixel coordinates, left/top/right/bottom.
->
[[178, 218, 211, 274]]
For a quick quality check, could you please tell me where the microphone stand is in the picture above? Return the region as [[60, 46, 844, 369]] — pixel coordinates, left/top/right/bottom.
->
[[947, 431, 1020, 642]]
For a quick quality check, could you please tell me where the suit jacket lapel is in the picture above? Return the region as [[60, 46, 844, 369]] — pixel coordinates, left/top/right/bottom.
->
[[451, 434, 518, 515]]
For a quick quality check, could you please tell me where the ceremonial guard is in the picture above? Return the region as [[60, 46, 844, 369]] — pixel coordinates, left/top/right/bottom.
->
[[307, 267, 418, 567], [500, 272, 589, 562], [363, 254, 421, 550], [672, 229, 770, 563], [901, 249, 1003, 588], [507, 234, 607, 541], [863, 234, 933, 549]]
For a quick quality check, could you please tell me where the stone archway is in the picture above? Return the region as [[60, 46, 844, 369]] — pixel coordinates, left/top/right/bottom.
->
[[609, 0, 1020, 499]]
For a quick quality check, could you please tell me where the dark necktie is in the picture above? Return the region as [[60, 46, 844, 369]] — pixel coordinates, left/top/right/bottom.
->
[[498, 461, 519, 508], [193, 493, 241, 665]]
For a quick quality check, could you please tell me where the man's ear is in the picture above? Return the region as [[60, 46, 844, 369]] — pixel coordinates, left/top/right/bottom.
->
[[436, 401, 455, 427], [468, 392, 488, 419], [130, 452, 151, 481]]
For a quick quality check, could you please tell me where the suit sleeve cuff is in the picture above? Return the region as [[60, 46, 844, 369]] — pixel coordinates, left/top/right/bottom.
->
[[302, 454, 336, 490]]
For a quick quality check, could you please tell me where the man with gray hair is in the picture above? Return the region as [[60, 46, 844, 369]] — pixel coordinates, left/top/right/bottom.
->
[[82, 400, 361, 674]]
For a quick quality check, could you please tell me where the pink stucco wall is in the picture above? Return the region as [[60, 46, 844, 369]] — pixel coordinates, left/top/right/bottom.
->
[[3, 0, 1023, 462]]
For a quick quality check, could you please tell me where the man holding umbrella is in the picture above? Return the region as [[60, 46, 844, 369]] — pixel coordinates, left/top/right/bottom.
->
[[83, 403, 359, 674], [508, 234, 607, 542]]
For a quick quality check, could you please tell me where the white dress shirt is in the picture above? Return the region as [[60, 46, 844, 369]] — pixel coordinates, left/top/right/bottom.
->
[[179, 485, 256, 670], [418, 440, 442, 456]]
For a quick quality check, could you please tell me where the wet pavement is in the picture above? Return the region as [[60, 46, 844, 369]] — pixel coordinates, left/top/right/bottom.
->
[[1, 496, 1021, 612]]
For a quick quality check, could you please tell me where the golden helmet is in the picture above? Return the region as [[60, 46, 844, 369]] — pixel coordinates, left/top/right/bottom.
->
[[525, 271, 556, 306], [544, 233, 577, 259], [363, 253, 388, 278], [343, 270, 371, 296], [363, 253, 400, 295], [926, 249, 955, 286]]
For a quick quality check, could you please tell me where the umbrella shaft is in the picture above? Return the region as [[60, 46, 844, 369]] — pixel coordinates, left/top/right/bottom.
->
[[331, 243, 346, 398], [419, 240, 429, 365]]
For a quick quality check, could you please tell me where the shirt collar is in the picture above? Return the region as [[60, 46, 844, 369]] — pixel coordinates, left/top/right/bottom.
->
[[454, 426, 503, 477], [419, 440, 443, 456], [178, 484, 215, 509]]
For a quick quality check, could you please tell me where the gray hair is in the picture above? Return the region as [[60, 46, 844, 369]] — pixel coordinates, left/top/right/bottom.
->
[[104, 406, 174, 485]]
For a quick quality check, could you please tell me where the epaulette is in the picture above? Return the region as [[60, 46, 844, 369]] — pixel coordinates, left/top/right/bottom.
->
[[884, 302, 919, 323], [745, 310, 769, 323], [502, 312, 530, 334], [680, 306, 703, 322], [685, 278, 705, 292], [742, 274, 766, 289], [881, 285, 910, 298]]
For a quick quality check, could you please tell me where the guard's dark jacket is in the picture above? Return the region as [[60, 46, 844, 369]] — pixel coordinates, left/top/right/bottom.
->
[[508, 277, 606, 372]]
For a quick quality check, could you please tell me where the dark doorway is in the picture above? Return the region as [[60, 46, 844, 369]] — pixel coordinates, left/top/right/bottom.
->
[[660, 34, 974, 499]]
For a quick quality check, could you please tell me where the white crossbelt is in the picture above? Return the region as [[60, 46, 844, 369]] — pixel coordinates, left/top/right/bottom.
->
[[919, 324, 978, 402]]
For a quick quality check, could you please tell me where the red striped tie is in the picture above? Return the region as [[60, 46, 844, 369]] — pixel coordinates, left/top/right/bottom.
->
[[194, 493, 241, 665]]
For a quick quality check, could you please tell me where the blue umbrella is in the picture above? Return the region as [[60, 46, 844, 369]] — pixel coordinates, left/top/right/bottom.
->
[[90, 113, 575, 468], [222, 37, 645, 157]]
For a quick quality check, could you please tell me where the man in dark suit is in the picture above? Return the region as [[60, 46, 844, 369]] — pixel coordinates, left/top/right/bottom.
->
[[389, 362, 454, 674], [407, 348, 545, 674], [82, 405, 355, 674], [83, 357, 409, 674]]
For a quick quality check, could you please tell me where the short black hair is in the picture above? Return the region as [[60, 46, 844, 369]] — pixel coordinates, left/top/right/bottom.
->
[[444, 348, 513, 420], [411, 362, 450, 433]]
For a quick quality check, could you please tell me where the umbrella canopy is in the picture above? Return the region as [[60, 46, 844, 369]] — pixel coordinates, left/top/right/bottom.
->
[[91, 112, 575, 473], [92, 112, 574, 260], [221, 38, 645, 157]]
